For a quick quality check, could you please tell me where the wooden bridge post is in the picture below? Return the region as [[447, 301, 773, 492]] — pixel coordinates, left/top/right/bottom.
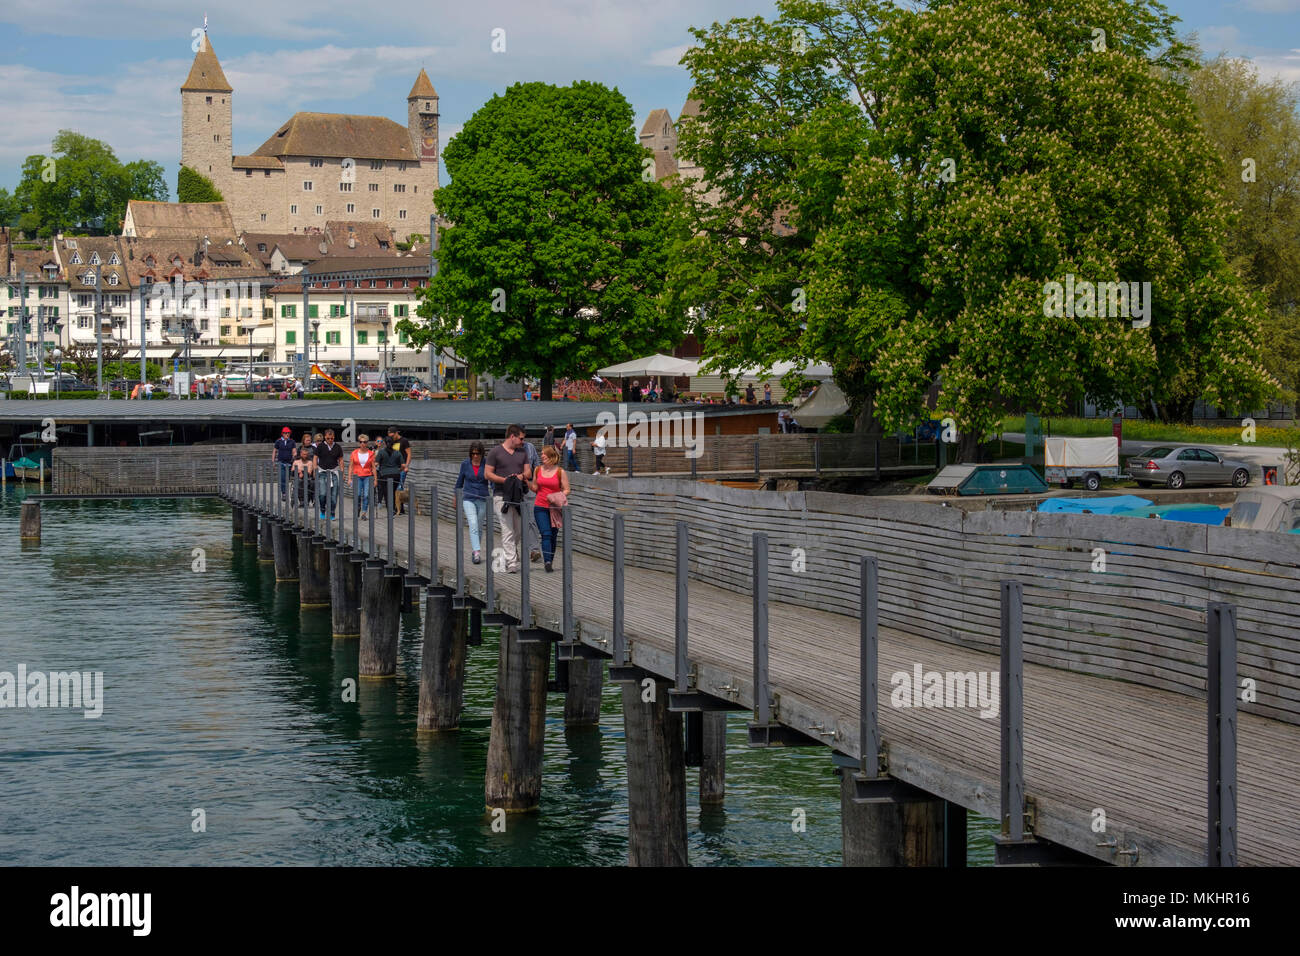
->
[[242, 508, 258, 547], [700, 712, 727, 804], [297, 533, 331, 607], [19, 500, 41, 542], [272, 523, 298, 582], [329, 550, 361, 638], [231, 504, 243, 535], [564, 657, 604, 725], [258, 509, 274, 562], [359, 565, 402, 677], [418, 590, 467, 731], [622, 675, 688, 866], [485, 626, 550, 811]]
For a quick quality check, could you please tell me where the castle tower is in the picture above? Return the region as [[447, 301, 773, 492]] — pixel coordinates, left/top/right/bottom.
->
[[407, 70, 441, 225], [180, 33, 233, 194]]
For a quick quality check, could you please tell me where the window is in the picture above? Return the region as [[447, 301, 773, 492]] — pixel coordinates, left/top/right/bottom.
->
[[70, 253, 81, 264], [377, 330, 387, 343], [379, 240, 389, 250], [346, 203, 355, 214], [399, 161, 407, 171], [308, 305, 319, 319], [281, 305, 296, 318], [260, 213, 267, 222], [303, 181, 313, 191], [368, 183, 379, 192], [394, 184, 406, 193], [398, 210, 407, 220], [398, 330, 409, 344], [214, 134, 220, 143], [356, 331, 368, 344], [290, 205, 298, 215], [221, 325, 232, 337], [309, 330, 318, 344], [264, 170, 271, 177], [84, 272, 96, 285], [220, 307, 232, 318], [245, 169, 252, 177], [108, 253, 119, 265], [330, 305, 345, 317], [257, 243, 267, 253], [326, 331, 341, 345], [372, 209, 381, 219], [206, 95, 212, 104], [310, 158, 323, 168], [111, 295, 126, 308], [339, 182, 352, 192], [77, 294, 92, 308], [285, 330, 296, 344], [78, 316, 91, 329], [199, 319, 210, 331], [393, 304, 408, 317], [263, 307, 274, 319], [315, 205, 323, 216], [108, 274, 119, 286], [413, 186, 417, 193], [370, 160, 383, 171], [90, 253, 101, 265]]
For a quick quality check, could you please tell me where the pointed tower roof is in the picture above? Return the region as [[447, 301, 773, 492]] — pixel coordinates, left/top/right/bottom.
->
[[181, 34, 232, 93], [408, 69, 437, 100]]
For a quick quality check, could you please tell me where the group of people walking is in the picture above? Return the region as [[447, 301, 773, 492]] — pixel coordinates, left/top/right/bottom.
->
[[456, 424, 574, 573], [272, 425, 414, 520]]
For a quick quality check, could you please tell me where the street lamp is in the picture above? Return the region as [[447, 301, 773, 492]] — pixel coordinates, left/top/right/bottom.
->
[[52, 347, 63, 399], [380, 318, 390, 377], [311, 319, 321, 390], [242, 317, 259, 392]]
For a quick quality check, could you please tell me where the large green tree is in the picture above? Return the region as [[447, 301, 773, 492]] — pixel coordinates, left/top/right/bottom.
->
[[408, 81, 678, 400], [177, 165, 224, 203], [671, 0, 1275, 452], [1187, 55, 1300, 402], [12, 130, 167, 237]]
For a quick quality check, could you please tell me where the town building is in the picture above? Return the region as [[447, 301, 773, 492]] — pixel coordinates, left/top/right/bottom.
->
[[3, 233, 68, 368], [180, 32, 440, 237]]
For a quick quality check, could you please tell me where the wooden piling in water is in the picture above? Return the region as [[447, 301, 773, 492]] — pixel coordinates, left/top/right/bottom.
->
[[622, 677, 688, 866], [358, 566, 401, 677], [231, 505, 243, 535], [484, 625, 549, 812], [417, 592, 467, 731], [272, 524, 298, 582], [258, 516, 274, 562], [563, 656, 604, 726], [19, 500, 41, 542], [699, 712, 727, 805], [329, 550, 361, 638], [242, 509, 258, 546], [839, 773, 945, 866], [297, 535, 331, 607]]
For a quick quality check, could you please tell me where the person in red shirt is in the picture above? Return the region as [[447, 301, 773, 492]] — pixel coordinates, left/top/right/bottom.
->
[[528, 445, 571, 572]]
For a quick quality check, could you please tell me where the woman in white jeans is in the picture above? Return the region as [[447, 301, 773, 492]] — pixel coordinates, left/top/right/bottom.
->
[[455, 441, 490, 563]]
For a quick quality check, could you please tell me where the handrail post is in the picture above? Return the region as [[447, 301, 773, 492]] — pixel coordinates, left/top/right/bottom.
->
[[752, 532, 769, 724], [628, 445, 634, 479], [387, 477, 395, 563], [860, 555, 879, 776], [484, 489, 495, 612], [368, 487, 377, 557], [428, 482, 438, 585], [407, 479, 416, 567], [815, 437, 821, 477], [1000, 580, 1024, 841], [519, 511, 531, 624], [561, 504, 573, 642], [1208, 601, 1238, 867], [674, 521, 688, 693], [613, 512, 626, 665], [754, 439, 760, 477], [455, 488, 465, 597]]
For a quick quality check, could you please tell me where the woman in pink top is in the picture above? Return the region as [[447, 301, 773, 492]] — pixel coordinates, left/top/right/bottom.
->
[[345, 434, 376, 518], [528, 445, 570, 572]]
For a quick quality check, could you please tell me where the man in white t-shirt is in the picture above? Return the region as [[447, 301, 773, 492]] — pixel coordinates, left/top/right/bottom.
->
[[592, 433, 608, 474], [563, 424, 577, 471]]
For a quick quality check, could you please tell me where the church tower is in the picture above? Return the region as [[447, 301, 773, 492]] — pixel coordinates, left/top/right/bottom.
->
[[407, 70, 441, 221], [180, 32, 233, 195]]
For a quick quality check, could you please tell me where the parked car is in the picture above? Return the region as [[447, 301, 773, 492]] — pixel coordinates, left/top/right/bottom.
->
[[1125, 446, 1251, 489], [385, 374, 428, 394]]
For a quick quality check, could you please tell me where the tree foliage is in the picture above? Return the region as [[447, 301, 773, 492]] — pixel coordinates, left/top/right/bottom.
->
[[670, 0, 1276, 447], [1187, 55, 1300, 402], [408, 81, 678, 399], [177, 165, 224, 204], [12, 131, 167, 237]]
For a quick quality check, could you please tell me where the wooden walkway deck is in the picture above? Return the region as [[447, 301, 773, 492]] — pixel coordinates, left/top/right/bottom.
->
[[231, 472, 1300, 867]]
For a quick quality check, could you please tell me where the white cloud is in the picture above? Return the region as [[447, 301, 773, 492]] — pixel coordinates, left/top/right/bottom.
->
[[1198, 25, 1245, 55], [1236, 0, 1300, 13], [1249, 49, 1300, 85], [646, 44, 691, 68]]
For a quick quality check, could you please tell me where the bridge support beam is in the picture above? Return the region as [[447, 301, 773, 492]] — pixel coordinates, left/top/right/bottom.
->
[[700, 712, 727, 805], [298, 536, 331, 608], [485, 625, 550, 811], [359, 566, 402, 677], [329, 550, 361, 638], [242, 509, 258, 545], [258, 517, 274, 562], [840, 771, 945, 867], [563, 656, 604, 726], [418, 591, 467, 731], [19, 500, 41, 542], [272, 524, 298, 582], [622, 676, 688, 866], [231, 505, 243, 536]]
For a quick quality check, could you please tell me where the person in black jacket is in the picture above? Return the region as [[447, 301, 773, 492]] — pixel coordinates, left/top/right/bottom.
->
[[374, 437, 405, 512]]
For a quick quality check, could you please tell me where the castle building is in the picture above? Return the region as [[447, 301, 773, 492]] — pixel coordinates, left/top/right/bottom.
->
[[180, 33, 440, 238]]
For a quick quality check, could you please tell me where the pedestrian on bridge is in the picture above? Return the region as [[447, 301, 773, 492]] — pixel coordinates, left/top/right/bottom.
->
[[346, 434, 375, 519], [529, 445, 571, 573], [291, 445, 316, 506], [272, 426, 296, 498], [563, 424, 578, 471], [484, 425, 532, 573], [374, 437, 405, 513], [455, 441, 489, 564], [314, 429, 344, 520]]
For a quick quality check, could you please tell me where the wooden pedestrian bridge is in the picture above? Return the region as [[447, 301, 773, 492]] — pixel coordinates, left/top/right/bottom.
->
[[33, 445, 1300, 866]]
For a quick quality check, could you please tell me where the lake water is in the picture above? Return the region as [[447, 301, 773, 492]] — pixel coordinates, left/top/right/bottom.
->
[[0, 487, 995, 865]]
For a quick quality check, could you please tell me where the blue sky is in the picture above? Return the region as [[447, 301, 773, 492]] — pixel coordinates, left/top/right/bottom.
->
[[0, 0, 1295, 195]]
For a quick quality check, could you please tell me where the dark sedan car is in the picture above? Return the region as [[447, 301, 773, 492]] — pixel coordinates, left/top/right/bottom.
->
[[1126, 446, 1252, 489]]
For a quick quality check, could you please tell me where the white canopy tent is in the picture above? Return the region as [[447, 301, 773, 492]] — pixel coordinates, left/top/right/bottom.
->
[[690, 360, 834, 401], [596, 353, 700, 378], [789, 380, 850, 429]]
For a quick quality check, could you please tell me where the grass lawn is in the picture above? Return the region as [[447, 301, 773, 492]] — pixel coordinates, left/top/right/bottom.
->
[[998, 415, 1296, 448]]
